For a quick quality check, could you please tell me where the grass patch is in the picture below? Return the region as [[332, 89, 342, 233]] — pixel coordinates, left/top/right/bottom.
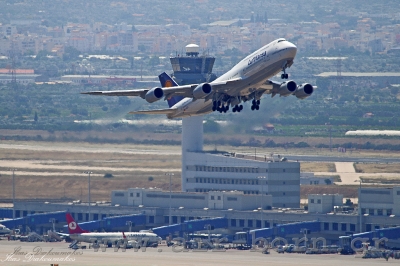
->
[[360, 176, 400, 184], [301, 162, 336, 172], [354, 163, 400, 173]]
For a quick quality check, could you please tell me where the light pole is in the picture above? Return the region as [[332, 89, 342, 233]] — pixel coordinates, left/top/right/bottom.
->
[[84, 171, 93, 221], [325, 123, 332, 152], [9, 169, 17, 221], [49, 218, 56, 232], [358, 179, 362, 233], [257, 176, 266, 228], [165, 173, 174, 225], [126, 221, 132, 232]]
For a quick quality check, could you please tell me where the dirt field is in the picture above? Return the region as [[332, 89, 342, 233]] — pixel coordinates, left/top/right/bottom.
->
[[0, 141, 183, 201], [0, 138, 398, 202]]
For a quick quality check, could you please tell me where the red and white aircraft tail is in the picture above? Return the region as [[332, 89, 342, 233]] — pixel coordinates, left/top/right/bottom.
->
[[66, 213, 89, 234]]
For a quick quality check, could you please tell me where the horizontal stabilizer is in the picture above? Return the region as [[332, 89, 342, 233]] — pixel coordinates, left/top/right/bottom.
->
[[129, 108, 176, 115]]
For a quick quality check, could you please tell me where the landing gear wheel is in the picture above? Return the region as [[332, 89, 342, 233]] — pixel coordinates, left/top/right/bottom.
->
[[255, 105, 259, 110], [251, 105, 255, 111], [256, 100, 260, 105]]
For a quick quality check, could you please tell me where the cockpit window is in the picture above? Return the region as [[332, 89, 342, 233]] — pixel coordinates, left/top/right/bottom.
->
[[277, 39, 286, 43]]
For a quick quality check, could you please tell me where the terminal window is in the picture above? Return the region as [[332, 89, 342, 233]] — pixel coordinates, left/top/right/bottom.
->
[[239, 219, 245, 227], [341, 223, 347, 231], [324, 222, 329, 230], [332, 223, 338, 231], [387, 209, 392, 216], [350, 224, 356, 231]]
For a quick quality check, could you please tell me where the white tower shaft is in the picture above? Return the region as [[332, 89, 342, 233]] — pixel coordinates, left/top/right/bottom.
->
[[181, 116, 203, 191]]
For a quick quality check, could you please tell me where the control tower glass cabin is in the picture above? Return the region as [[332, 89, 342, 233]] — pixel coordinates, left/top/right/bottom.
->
[[170, 44, 217, 85]]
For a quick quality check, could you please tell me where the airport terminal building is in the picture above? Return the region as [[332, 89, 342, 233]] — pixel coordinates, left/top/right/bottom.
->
[[182, 152, 300, 208], [111, 188, 273, 211]]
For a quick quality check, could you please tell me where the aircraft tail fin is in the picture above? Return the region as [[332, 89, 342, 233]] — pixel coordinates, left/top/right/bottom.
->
[[66, 213, 89, 234], [158, 72, 184, 107]]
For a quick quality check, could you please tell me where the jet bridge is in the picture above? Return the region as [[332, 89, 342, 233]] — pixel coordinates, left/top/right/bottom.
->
[[152, 217, 228, 239]]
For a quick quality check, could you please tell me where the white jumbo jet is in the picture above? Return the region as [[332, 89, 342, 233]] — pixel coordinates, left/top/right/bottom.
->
[[0, 224, 11, 235], [82, 38, 315, 119], [64, 213, 161, 248]]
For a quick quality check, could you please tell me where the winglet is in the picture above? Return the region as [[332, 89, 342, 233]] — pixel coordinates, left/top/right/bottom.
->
[[66, 213, 89, 234], [123, 232, 126, 239]]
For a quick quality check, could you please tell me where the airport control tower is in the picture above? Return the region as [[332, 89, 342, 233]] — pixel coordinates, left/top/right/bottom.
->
[[170, 44, 217, 85], [170, 44, 216, 191]]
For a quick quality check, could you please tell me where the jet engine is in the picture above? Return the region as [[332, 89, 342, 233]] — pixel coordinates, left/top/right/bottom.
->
[[278, 80, 297, 96], [145, 87, 164, 103], [192, 83, 212, 99], [294, 83, 313, 99]]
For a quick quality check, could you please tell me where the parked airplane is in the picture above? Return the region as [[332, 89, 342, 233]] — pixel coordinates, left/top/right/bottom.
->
[[82, 38, 315, 119], [64, 213, 161, 247], [0, 224, 11, 235]]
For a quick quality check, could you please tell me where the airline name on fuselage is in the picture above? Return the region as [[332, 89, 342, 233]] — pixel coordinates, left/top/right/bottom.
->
[[248, 51, 267, 66], [127, 233, 151, 237]]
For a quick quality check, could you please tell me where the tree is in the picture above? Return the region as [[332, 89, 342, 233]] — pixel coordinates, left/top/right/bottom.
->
[[63, 46, 81, 61], [324, 178, 332, 185], [345, 198, 353, 206], [204, 120, 220, 133]]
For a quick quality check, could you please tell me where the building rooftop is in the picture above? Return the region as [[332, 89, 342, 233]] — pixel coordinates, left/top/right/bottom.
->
[[316, 72, 400, 77]]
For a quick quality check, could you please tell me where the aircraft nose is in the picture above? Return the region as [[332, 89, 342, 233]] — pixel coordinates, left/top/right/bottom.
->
[[286, 42, 297, 58]]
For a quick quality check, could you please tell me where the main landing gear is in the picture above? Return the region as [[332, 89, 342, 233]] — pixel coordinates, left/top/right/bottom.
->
[[212, 100, 230, 113], [232, 104, 243, 113], [213, 100, 244, 113], [251, 99, 260, 111]]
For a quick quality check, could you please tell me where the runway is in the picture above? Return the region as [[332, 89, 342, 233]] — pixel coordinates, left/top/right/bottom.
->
[[0, 241, 397, 266]]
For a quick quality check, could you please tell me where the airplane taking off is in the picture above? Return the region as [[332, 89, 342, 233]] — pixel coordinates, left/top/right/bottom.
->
[[82, 38, 315, 119], [63, 213, 161, 247]]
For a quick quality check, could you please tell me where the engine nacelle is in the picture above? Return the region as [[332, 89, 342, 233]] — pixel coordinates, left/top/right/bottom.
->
[[295, 83, 313, 99], [145, 87, 164, 103], [192, 83, 212, 99], [278, 80, 297, 96]]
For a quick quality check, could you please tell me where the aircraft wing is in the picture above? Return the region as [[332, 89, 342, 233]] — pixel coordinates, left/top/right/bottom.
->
[[256, 80, 317, 98], [81, 89, 149, 98], [81, 85, 195, 99], [81, 79, 241, 100], [129, 108, 176, 115]]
